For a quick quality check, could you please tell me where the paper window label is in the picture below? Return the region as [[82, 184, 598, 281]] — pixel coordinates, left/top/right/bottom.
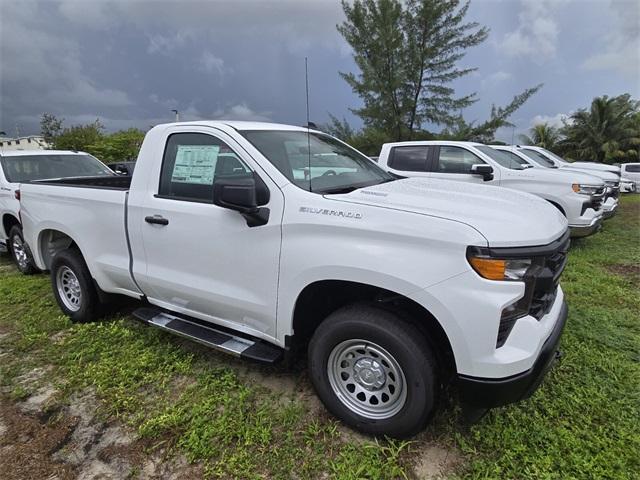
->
[[171, 145, 220, 185]]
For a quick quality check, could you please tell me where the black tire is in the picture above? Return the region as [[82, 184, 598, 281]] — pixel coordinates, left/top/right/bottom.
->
[[8, 225, 38, 275], [50, 248, 102, 323], [308, 304, 437, 438]]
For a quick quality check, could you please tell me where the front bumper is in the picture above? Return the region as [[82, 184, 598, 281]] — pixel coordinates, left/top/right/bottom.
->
[[569, 215, 602, 238], [457, 300, 567, 408], [602, 202, 618, 219]]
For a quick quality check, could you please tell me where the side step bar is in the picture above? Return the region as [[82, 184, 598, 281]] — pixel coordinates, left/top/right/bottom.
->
[[132, 307, 283, 364]]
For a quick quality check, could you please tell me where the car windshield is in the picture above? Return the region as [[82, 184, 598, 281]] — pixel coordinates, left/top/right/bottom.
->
[[241, 130, 394, 194], [476, 146, 527, 170], [520, 149, 558, 168], [0, 154, 114, 183]]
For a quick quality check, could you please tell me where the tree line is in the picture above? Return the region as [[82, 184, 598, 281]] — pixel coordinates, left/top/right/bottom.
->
[[40, 113, 144, 164], [519, 94, 639, 164], [36, 0, 638, 165]]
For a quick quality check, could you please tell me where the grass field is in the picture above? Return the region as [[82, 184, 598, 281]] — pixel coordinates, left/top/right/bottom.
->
[[0, 195, 638, 479]]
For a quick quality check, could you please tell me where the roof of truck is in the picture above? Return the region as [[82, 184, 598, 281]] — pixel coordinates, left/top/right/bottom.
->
[[382, 140, 485, 147], [154, 121, 317, 132], [0, 149, 88, 157]]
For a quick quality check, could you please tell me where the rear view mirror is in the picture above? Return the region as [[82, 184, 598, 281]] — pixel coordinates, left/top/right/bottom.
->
[[471, 164, 494, 181], [213, 176, 258, 213], [213, 175, 270, 227]]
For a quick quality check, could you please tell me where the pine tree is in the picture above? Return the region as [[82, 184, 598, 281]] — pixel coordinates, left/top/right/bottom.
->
[[338, 0, 488, 140]]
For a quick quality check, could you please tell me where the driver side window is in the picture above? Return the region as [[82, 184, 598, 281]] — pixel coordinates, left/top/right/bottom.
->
[[158, 133, 251, 203], [436, 146, 484, 174]]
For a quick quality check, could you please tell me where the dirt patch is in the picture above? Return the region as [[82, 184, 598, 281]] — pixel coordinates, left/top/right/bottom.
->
[[606, 263, 640, 283], [412, 443, 463, 479], [0, 396, 76, 480]]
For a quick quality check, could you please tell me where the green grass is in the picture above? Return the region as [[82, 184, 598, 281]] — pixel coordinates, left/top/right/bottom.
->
[[0, 196, 638, 479]]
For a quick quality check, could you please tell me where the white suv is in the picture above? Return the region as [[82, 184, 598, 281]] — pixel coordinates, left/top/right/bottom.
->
[[378, 141, 606, 238], [620, 163, 640, 192]]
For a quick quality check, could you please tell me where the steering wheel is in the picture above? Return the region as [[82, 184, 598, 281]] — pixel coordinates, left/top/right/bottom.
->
[[321, 170, 337, 177]]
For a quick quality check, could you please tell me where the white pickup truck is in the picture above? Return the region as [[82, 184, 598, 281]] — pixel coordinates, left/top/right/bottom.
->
[[0, 149, 115, 273], [514, 146, 620, 219], [378, 141, 605, 238], [21, 122, 569, 437]]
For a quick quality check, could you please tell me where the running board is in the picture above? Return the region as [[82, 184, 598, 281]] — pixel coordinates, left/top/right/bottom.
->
[[132, 307, 283, 364]]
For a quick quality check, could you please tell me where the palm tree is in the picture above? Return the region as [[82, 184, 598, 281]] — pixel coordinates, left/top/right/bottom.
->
[[519, 123, 561, 150], [560, 94, 640, 163]]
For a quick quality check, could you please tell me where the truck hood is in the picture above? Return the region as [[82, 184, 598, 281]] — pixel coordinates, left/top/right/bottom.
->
[[559, 165, 619, 182], [527, 166, 606, 185], [565, 162, 620, 175], [331, 178, 568, 247]]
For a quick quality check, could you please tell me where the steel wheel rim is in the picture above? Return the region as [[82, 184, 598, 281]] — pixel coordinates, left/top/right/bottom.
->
[[327, 339, 407, 419], [11, 235, 29, 270], [56, 266, 82, 312]]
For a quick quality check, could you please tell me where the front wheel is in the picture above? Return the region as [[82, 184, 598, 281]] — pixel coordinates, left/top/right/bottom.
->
[[8, 225, 38, 274], [308, 304, 437, 438], [51, 249, 102, 323]]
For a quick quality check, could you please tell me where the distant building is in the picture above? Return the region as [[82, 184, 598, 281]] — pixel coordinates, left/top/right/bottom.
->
[[0, 135, 51, 151]]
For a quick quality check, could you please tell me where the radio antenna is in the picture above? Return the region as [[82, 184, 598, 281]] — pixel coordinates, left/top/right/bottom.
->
[[305, 57, 312, 192]]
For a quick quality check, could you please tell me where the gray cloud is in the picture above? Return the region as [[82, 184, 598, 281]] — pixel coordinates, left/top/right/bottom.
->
[[1, 0, 638, 142]]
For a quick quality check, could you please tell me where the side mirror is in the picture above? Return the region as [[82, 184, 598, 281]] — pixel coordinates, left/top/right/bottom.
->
[[213, 175, 269, 227], [471, 164, 494, 181]]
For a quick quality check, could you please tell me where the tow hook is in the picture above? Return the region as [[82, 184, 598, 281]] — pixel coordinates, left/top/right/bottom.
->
[[554, 350, 563, 361]]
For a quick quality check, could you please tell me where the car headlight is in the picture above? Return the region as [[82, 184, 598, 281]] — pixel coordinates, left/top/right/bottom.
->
[[604, 180, 618, 187], [467, 256, 533, 281], [572, 183, 602, 195]]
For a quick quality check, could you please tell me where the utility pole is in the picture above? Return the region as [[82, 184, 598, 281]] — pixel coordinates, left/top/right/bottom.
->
[[171, 109, 179, 122]]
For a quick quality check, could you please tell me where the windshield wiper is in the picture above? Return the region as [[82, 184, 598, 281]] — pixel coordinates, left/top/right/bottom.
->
[[320, 186, 360, 195]]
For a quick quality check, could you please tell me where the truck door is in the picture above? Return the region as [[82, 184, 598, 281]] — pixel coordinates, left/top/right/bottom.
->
[[429, 145, 500, 185], [128, 127, 283, 341]]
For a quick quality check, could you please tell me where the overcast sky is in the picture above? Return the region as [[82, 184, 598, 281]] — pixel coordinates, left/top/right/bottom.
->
[[1, 0, 638, 142]]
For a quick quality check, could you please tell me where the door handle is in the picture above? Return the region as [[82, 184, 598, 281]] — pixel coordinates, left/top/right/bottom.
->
[[145, 215, 169, 226]]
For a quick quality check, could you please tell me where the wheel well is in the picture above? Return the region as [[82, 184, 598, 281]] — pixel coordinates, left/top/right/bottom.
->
[[38, 229, 78, 270], [2, 214, 20, 238], [291, 280, 456, 377], [547, 200, 566, 216]]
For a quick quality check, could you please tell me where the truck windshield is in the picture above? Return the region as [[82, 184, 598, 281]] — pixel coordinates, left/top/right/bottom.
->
[[519, 149, 558, 168], [0, 154, 114, 183], [476, 146, 528, 170], [241, 130, 394, 194], [538, 148, 569, 165]]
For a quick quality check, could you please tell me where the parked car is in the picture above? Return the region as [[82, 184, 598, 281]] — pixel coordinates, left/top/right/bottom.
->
[[378, 140, 605, 238], [620, 163, 640, 192], [20, 122, 570, 438], [0, 150, 115, 273], [514, 146, 620, 219], [109, 161, 136, 176]]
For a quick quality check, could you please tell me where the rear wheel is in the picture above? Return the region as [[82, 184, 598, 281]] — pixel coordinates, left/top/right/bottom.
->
[[308, 304, 437, 438], [51, 249, 103, 323], [9, 226, 38, 274]]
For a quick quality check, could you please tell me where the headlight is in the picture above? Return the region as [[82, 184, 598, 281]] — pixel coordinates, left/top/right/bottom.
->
[[572, 183, 602, 195], [467, 256, 532, 281]]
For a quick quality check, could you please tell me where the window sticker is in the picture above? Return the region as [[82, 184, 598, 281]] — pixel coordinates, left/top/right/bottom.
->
[[171, 145, 220, 185]]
